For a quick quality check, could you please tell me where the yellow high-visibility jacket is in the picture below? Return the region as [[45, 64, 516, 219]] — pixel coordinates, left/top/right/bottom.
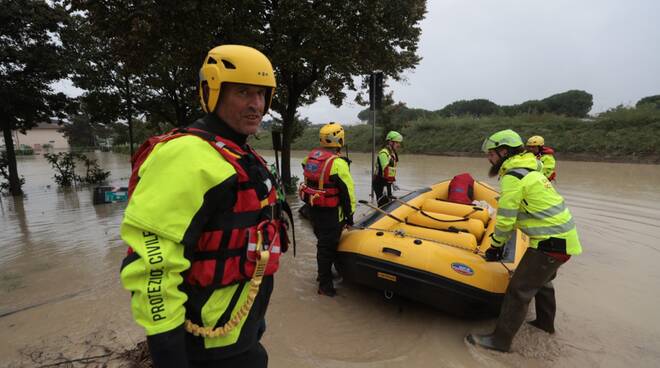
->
[[120, 117, 276, 361], [492, 152, 581, 255]]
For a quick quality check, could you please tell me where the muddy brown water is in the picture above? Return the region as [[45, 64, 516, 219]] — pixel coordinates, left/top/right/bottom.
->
[[1, 151, 659, 367]]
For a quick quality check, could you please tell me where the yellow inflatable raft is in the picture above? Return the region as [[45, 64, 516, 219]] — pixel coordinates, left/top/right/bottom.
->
[[336, 179, 529, 316]]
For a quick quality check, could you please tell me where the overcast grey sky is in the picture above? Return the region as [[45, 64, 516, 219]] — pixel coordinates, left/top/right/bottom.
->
[[299, 0, 660, 124]]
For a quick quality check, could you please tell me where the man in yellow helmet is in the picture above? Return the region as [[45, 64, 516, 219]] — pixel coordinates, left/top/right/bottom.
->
[[299, 122, 356, 297], [373, 130, 403, 207], [120, 45, 290, 367], [466, 129, 582, 353], [526, 135, 557, 181]]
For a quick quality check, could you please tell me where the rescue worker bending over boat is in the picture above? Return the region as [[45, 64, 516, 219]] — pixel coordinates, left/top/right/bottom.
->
[[300, 122, 356, 297], [526, 135, 557, 181], [373, 131, 403, 207], [120, 45, 290, 368], [466, 129, 582, 353]]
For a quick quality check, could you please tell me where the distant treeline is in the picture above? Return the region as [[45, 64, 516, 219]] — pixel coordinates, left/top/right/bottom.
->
[[251, 96, 660, 164], [359, 89, 597, 120]]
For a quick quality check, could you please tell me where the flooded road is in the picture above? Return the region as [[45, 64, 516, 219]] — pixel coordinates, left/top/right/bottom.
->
[[1, 151, 659, 367]]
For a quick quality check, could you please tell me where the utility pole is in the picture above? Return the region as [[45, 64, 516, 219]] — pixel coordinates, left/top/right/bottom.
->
[[369, 71, 383, 202]]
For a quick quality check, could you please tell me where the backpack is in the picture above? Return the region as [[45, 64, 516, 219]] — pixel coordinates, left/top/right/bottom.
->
[[447, 173, 475, 205]]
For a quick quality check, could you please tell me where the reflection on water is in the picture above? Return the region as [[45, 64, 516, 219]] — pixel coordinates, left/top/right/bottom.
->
[[1, 150, 660, 367], [0, 152, 130, 325]]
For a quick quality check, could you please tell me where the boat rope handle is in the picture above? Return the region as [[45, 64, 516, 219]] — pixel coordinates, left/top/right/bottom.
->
[[359, 224, 513, 277], [184, 231, 270, 338], [352, 225, 477, 253], [356, 200, 515, 275]]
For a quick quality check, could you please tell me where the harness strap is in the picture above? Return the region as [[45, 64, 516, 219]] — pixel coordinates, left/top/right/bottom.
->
[[184, 231, 270, 338], [318, 155, 337, 190]]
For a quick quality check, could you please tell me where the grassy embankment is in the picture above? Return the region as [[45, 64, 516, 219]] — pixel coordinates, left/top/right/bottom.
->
[[251, 106, 660, 163]]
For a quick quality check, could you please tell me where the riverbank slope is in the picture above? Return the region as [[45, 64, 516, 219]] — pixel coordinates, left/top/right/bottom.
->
[[252, 106, 660, 164]]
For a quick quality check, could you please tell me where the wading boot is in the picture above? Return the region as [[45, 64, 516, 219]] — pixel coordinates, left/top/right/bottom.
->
[[527, 279, 557, 334], [317, 285, 337, 297], [466, 332, 511, 352], [467, 248, 563, 352], [316, 268, 342, 282]]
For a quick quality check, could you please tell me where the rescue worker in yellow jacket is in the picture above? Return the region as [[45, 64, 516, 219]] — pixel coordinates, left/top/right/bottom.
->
[[526, 135, 557, 181], [299, 122, 356, 297], [467, 129, 582, 353], [120, 45, 290, 368], [373, 131, 403, 207]]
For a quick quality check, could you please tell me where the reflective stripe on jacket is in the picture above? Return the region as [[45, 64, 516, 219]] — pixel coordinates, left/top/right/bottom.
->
[[493, 152, 581, 255]]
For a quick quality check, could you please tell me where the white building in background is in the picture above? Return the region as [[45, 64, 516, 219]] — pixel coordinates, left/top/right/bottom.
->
[[1, 123, 69, 152]]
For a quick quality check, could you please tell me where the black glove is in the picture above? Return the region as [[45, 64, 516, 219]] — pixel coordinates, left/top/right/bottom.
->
[[485, 246, 504, 262], [147, 326, 189, 368]]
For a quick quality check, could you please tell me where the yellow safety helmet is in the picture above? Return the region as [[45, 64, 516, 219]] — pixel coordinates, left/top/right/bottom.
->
[[526, 135, 545, 147], [319, 122, 345, 148], [199, 45, 276, 114]]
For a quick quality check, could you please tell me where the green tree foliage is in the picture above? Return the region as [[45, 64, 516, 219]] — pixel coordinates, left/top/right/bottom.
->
[[357, 97, 431, 124], [63, 2, 266, 150], [1, 0, 70, 195], [438, 99, 500, 117], [269, 115, 311, 143], [64, 1, 426, 191], [513, 100, 548, 115], [60, 113, 103, 148], [541, 89, 593, 117], [636, 94, 660, 108], [376, 102, 432, 142], [357, 108, 371, 122], [108, 119, 167, 147], [263, 1, 426, 189]]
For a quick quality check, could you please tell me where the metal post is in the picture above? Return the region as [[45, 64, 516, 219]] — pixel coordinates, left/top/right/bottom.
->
[[370, 74, 376, 202]]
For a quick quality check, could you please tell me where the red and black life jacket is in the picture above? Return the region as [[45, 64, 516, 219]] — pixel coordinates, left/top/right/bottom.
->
[[299, 148, 340, 207], [447, 173, 475, 205], [127, 127, 288, 288]]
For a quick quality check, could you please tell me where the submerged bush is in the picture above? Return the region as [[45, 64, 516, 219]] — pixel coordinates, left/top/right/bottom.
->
[[44, 152, 110, 187]]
